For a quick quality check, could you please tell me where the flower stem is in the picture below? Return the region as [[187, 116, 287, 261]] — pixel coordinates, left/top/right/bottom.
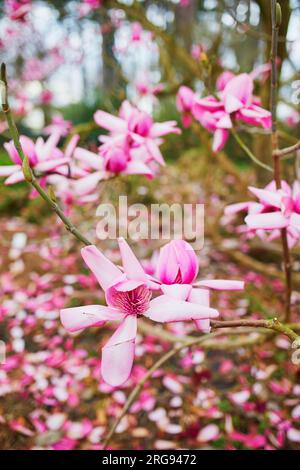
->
[[270, 1, 292, 322], [1, 63, 91, 247], [231, 128, 273, 172]]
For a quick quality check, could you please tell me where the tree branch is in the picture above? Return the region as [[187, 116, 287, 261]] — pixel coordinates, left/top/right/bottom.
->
[[1, 63, 91, 247]]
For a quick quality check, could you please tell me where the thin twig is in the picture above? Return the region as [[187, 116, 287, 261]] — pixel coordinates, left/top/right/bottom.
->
[[231, 128, 273, 172], [270, 2, 292, 322], [1, 63, 91, 247], [273, 140, 300, 158]]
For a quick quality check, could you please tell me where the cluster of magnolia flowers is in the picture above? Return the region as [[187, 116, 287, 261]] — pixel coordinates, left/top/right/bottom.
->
[[0, 100, 180, 206], [176, 68, 272, 152], [225, 181, 300, 248], [61, 238, 244, 386]]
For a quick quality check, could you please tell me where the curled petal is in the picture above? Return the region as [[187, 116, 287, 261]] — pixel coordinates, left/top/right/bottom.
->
[[101, 315, 137, 386]]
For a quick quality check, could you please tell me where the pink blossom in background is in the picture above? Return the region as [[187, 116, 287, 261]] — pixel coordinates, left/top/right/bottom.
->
[[225, 180, 300, 248], [5, 0, 31, 22], [176, 86, 195, 127], [60, 238, 219, 386], [0, 132, 71, 187], [93, 100, 181, 173], [156, 240, 244, 333], [44, 115, 73, 136], [131, 22, 143, 42], [40, 89, 54, 105], [177, 70, 271, 152]]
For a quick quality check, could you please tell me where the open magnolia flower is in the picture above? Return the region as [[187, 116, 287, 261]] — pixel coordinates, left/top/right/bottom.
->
[[60, 238, 219, 387], [156, 240, 244, 333], [225, 181, 300, 248], [177, 69, 271, 152], [94, 100, 181, 167], [0, 131, 72, 187]]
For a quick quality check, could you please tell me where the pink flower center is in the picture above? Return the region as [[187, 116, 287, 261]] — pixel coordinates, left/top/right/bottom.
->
[[107, 284, 152, 316]]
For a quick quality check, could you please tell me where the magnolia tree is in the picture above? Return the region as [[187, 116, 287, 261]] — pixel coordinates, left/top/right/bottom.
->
[[0, 0, 300, 451]]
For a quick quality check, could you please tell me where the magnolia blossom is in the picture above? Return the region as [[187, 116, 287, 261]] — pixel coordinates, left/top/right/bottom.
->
[[95, 100, 181, 167], [176, 86, 195, 128], [225, 181, 300, 248], [60, 238, 219, 386], [5, 0, 31, 21], [156, 240, 244, 333], [44, 115, 72, 136], [176, 71, 271, 152], [0, 132, 71, 187]]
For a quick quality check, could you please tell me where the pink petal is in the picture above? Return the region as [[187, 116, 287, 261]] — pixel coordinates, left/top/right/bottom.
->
[[4, 170, 25, 185], [118, 237, 148, 283], [145, 139, 166, 166], [245, 212, 289, 230], [248, 186, 282, 208], [81, 245, 122, 291], [223, 73, 253, 113], [74, 147, 102, 170], [195, 280, 244, 290], [224, 202, 251, 216], [197, 424, 220, 442], [212, 129, 229, 152], [188, 288, 211, 332], [124, 160, 154, 178], [60, 305, 123, 332], [65, 134, 80, 159], [150, 121, 181, 138], [94, 110, 127, 133], [161, 284, 192, 300], [145, 295, 219, 323], [34, 157, 70, 173], [101, 315, 137, 386], [0, 165, 20, 177]]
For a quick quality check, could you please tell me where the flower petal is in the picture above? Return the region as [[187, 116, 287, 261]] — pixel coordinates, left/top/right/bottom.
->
[[81, 245, 122, 291], [145, 295, 219, 323], [194, 280, 245, 290], [161, 284, 192, 300], [245, 212, 288, 230], [60, 305, 123, 332], [118, 237, 147, 283], [101, 315, 137, 386], [94, 110, 127, 133]]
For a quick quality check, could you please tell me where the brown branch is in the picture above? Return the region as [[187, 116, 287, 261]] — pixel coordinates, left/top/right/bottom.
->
[[274, 140, 300, 158]]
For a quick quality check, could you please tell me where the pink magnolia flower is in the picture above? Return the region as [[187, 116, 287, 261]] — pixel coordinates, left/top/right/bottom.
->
[[156, 240, 244, 333], [5, 0, 31, 21], [94, 100, 181, 167], [0, 132, 70, 186], [190, 71, 271, 152], [176, 86, 195, 127], [131, 22, 143, 42], [225, 181, 300, 248], [44, 115, 72, 137], [60, 238, 219, 386]]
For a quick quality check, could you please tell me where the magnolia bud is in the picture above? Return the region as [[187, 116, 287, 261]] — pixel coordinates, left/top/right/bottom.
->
[[22, 155, 33, 182], [0, 80, 7, 107], [157, 240, 199, 285], [276, 3, 282, 27]]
